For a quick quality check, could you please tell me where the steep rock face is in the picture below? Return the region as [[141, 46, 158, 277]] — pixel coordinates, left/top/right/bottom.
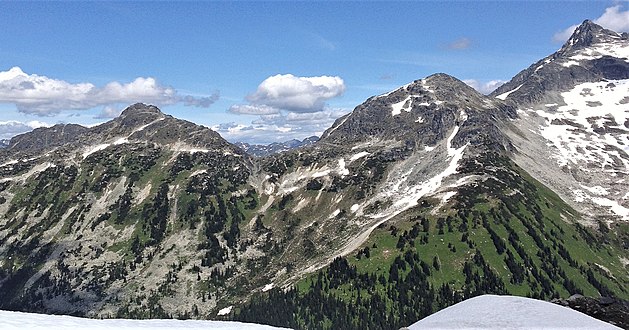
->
[[494, 20, 629, 225]]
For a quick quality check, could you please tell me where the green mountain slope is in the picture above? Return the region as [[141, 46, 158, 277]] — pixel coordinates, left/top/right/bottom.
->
[[234, 152, 628, 329]]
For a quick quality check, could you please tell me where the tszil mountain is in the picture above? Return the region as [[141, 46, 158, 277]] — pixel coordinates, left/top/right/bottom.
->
[[0, 20, 627, 329]]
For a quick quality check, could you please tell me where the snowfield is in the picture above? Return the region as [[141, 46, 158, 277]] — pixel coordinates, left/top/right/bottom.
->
[[0, 310, 288, 330], [408, 295, 620, 330]]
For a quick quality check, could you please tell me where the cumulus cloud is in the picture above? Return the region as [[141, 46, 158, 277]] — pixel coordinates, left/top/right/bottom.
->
[[246, 74, 345, 113], [463, 79, 506, 94], [223, 73, 347, 144], [0, 120, 51, 140], [0, 67, 219, 116], [553, 5, 629, 42], [445, 37, 472, 50], [94, 106, 122, 119]]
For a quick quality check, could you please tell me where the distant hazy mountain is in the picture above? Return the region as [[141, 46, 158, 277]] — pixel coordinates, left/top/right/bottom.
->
[[236, 136, 318, 157]]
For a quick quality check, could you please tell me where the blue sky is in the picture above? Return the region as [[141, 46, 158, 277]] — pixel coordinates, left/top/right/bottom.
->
[[0, 1, 627, 144]]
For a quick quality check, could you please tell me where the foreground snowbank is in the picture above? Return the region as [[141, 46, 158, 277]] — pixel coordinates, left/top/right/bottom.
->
[[0, 310, 288, 330], [408, 295, 620, 329]]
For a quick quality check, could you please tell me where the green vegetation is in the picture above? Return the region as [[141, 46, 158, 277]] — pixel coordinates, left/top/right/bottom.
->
[[234, 152, 628, 329]]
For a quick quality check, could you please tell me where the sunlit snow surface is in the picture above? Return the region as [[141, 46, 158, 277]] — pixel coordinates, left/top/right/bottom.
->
[[495, 83, 523, 100], [531, 79, 629, 220], [0, 310, 288, 330], [563, 34, 629, 67], [408, 295, 621, 330]]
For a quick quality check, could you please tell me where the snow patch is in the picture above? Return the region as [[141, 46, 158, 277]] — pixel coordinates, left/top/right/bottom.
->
[[350, 204, 360, 213], [349, 151, 370, 162], [581, 185, 608, 196], [446, 125, 461, 156], [535, 79, 629, 169], [591, 197, 629, 220], [495, 84, 523, 100], [391, 96, 412, 116], [337, 158, 349, 176], [408, 295, 621, 330], [261, 283, 274, 292], [82, 144, 110, 159], [0, 310, 287, 330], [217, 306, 233, 316]]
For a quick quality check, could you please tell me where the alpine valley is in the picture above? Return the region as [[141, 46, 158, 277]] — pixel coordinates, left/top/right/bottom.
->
[[0, 20, 627, 329]]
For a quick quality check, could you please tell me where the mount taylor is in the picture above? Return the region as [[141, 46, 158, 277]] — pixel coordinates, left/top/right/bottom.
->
[[0, 20, 627, 329]]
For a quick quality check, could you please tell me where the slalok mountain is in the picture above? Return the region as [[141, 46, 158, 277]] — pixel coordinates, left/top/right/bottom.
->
[[0, 20, 626, 329]]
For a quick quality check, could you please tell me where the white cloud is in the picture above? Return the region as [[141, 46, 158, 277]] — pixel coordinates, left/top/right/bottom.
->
[[0, 120, 51, 140], [246, 74, 345, 113], [223, 73, 347, 143], [553, 5, 629, 42], [445, 37, 471, 50], [0, 67, 219, 116], [95, 106, 122, 119], [214, 108, 350, 144], [228, 104, 280, 115], [463, 79, 505, 94]]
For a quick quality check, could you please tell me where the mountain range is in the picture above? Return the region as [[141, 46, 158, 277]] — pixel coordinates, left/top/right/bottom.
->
[[0, 20, 626, 329], [235, 136, 319, 157]]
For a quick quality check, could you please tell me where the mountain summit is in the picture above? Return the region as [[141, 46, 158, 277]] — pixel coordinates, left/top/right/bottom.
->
[[559, 20, 629, 54]]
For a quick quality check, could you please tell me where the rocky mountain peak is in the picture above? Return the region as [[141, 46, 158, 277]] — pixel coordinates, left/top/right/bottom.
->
[[117, 103, 166, 123], [490, 20, 629, 104], [423, 73, 486, 102], [559, 20, 628, 55], [119, 103, 164, 117], [100, 103, 169, 136]]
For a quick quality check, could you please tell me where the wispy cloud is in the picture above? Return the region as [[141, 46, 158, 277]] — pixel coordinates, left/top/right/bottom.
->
[[463, 79, 505, 94], [0, 67, 220, 116], [310, 32, 337, 51], [445, 37, 472, 50], [553, 4, 629, 42]]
